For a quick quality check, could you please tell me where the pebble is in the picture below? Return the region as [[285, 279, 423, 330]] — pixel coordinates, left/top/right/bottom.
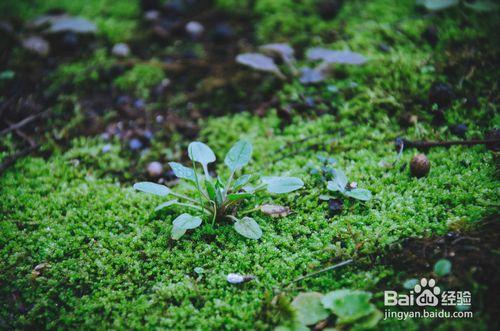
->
[[129, 138, 143, 151], [410, 154, 430, 178], [112, 43, 130, 57], [147, 161, 163, 177], [185, 21, 204, 39], [428, 82, 454, 109], [21, 36, 50, 56]]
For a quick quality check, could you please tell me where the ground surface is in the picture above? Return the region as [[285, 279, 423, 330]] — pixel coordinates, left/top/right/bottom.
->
[[0, 0, 499, 330]]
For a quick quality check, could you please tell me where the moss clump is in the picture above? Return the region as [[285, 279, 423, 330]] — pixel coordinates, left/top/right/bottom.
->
[[0, 0, 139, 43], [1, 111, 497, 329], [113, 63, 166, 99]]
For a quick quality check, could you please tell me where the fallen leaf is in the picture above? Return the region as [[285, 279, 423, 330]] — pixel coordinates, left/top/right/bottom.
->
[[260, 204, 292, 217]]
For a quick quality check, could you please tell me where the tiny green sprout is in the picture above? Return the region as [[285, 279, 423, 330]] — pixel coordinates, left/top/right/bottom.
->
[[325, 168, 372, 202], [133, 140, 304, 240]]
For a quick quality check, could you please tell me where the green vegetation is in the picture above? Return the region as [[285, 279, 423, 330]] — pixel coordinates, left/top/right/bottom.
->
[[134, 140, 303, 240], [1, 0, 499, 329]]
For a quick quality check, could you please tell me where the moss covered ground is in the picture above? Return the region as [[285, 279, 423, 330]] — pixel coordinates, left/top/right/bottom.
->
[[1, 0, 499, 330]]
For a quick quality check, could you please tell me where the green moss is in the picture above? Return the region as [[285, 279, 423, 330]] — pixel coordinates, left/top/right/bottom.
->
[[1, 111, 497, 329], [1, 0, 499, 329], [0, 0, 139, 43], [113, 63, 166, 99]]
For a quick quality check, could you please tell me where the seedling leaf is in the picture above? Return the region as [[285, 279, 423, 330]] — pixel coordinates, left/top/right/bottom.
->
[[234, 217, 262, 240], [434, 259, 452, 276], [173, 213, 202, 230], [262, 176, 304, 194], [291, 292, 329, 326], [169, 162, 196, 182], [133, 182, 170, 196], [321, 289, 374, 324], [155, 199, 178, 211], [236, 53, 284, 78], [171, 225, 186, 240], [344, 188, 372, 201], [225, 140, 253, 172], [306, 48, 367, 65]]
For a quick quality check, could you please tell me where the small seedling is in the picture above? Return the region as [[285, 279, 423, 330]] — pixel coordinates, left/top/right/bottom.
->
[[133, 140, 304, 240], [278, 289, 381, 329], [325, 168, 372, 202], [236, 43, 366, 84]]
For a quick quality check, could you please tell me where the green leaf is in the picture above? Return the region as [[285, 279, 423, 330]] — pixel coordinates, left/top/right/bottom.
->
[[233, 217, 262, 239], [344, 188, 372, 201], [224, 140, 253, 172], [422, 0, 458, 11], [291, 292, 329, 326], [321, 289, 375, 324], [133, 182, 170, 196], [205, 180, 217, 201], [169, 162, 196, 182], [464, 0, 498, 12], [355, 309, 382, 329], [403, 278, 419, 290], [232, 174, 252, 190], [331, 169, 348, 192], [262, 177, 304, 194], [171, 225, 186, 240], [227, 193, 253, 201], [188, 142, 216, 166], [172, 213, 202, 230], [434, 259, 452, 276], [155, 199, 178, 211]]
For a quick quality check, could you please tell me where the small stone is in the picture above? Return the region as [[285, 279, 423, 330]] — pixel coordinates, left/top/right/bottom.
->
[[21, 36, 50, 56], [147, 161, 163, 177], [227, 273, 255, 284], [347, 182, 357, 189], [317, 0, 343, 20], [101, 144, 112, 153], [451, 124, 467, 138], [144, 10, 160, 22], [129, 138, 143, 151], [185, 21, 204, 39], [428, 82, 454, 109], [134, 99, 146, 110], [410, 154, 430, 178], [112, 43, 130, 57]]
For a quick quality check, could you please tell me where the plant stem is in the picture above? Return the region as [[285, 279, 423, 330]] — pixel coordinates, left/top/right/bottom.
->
[[402, 138, 500, 149], [170, 191, 199, 204], [176, 202, 211, 215], [284, 259, 354, 288], [226, 215, 239, 223], [240, 206, 260, 215], [223, 170, 235, 198]]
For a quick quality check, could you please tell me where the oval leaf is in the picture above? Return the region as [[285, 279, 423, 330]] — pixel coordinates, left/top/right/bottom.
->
[[291, 292, 329, 326], [262, 176, 304, 194], [188, 142, 216, 166], [133, 182, 170, 196], [259, 43, 294, 63], [169, 162, 196, 182], [344, 188, 372, 201], [422, 0, 459, 11], [173, 213, 202, 230], [155, 199, 178, 211], [321, 289, 374, 323], [434, 258, 452, 276], [225, 140, 253, 172], [236, 53, 283, 76], [171, 225, 186, 240], [232, 174, 252, 190], [306, 48, 367, 65], [234, 217, 262, 240]]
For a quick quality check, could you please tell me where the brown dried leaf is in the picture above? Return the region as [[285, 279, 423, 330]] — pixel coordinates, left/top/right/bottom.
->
[[259, 204, 292, 217]]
